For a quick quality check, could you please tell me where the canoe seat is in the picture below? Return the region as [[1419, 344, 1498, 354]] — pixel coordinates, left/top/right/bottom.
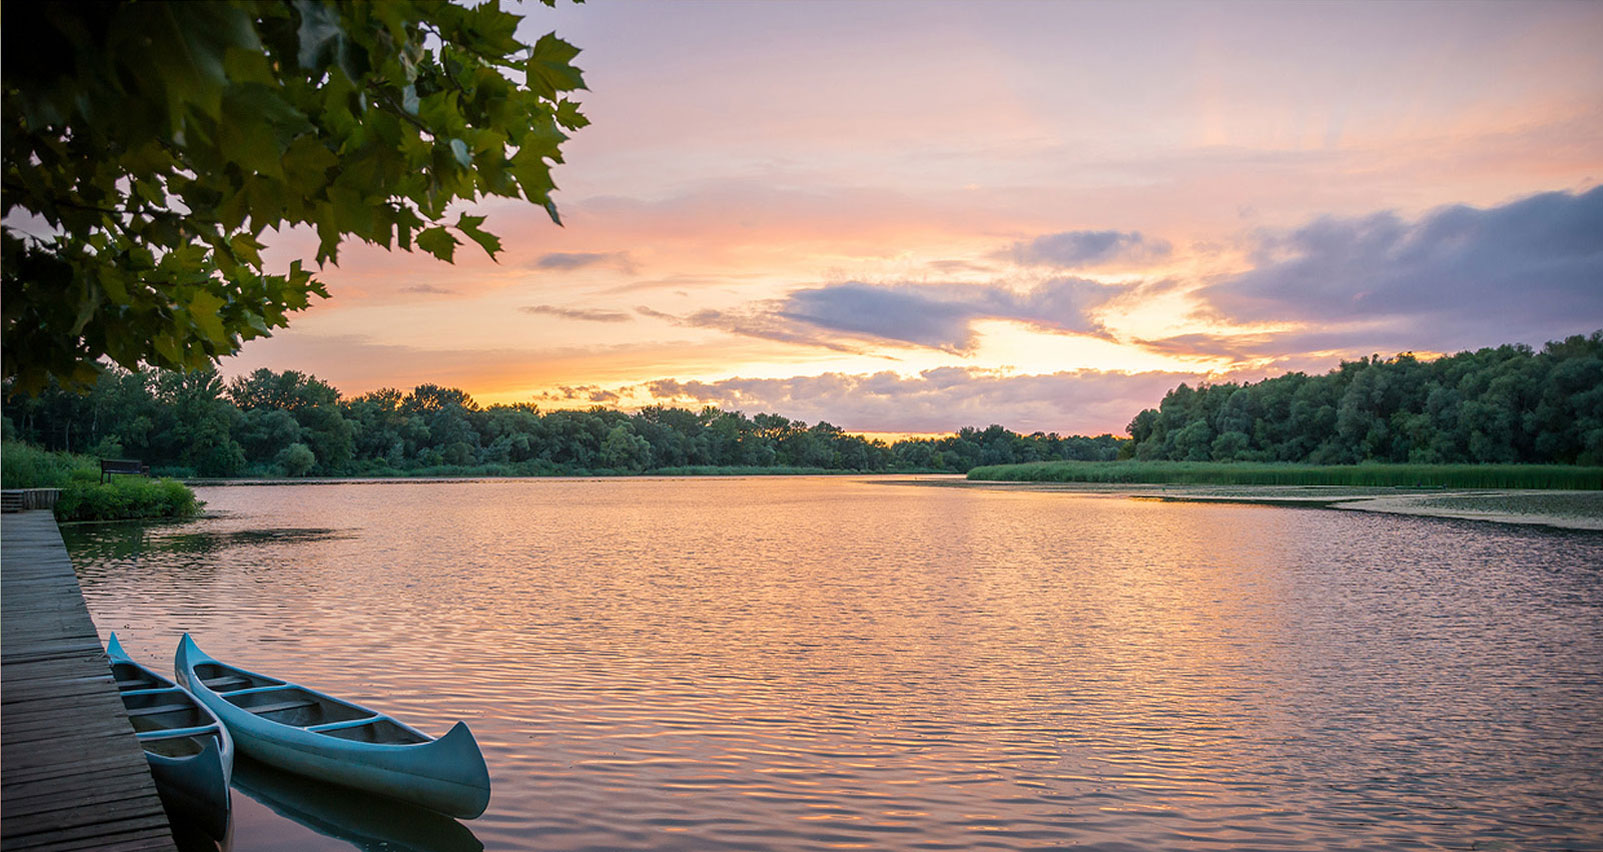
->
[[125, 703, 193, 717], [202, 675, 253, 691], [247, 699, 318, 716]]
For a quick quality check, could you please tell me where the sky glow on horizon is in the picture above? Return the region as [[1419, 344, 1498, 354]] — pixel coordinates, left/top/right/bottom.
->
[[225, 0, 1603, 436]]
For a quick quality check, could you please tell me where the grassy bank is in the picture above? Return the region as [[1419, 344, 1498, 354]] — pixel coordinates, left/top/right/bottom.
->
[[650, 465, 855, 476], [966, 460, 1603, 489], [2, 441, 202, 521]]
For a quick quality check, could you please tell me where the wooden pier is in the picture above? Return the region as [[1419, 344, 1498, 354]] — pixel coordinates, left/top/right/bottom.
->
[[2, 510, 176, 851]]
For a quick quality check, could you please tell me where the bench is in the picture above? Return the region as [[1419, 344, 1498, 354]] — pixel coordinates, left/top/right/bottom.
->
[[99, 459, 150, 483]]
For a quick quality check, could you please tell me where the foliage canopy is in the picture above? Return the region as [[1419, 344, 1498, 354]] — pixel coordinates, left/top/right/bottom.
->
[[2, 0, 586, 393], [1123, 332, 1603, 465], [2, 367, 1125, 477]]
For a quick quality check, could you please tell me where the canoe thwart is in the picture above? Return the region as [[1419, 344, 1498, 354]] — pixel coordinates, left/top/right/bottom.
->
[[305, 716, 382, 733], [242, 699, 319, 716], [137, 723, 222, 741], [216, 684, 297, 697]]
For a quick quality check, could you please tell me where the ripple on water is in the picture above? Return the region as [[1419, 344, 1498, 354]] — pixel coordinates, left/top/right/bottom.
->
[[64, 478, 1603, 852]]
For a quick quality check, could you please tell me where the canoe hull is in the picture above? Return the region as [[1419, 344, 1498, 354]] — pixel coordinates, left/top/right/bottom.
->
[[106, 633, 233, 840], [147, 738, 231, 840], [176, 634, 491, 819]]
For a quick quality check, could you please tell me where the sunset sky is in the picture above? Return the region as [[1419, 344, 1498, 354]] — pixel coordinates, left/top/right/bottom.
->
[[229, 0, 1603, 437]]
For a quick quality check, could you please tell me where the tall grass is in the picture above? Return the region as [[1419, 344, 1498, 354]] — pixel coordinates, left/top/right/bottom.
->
[[966, 460, 1603, 490], [2, 440, 202, 520], [1, 440, 98, 488]]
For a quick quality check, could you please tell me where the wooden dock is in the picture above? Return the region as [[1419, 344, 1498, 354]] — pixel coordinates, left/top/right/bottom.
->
[[2, 510, 176, 851]]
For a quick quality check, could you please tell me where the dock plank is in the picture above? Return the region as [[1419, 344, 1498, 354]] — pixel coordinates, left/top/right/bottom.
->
[[1, 511, 177, 852]]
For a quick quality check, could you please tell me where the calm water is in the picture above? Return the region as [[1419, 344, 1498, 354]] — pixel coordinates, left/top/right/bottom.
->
[[64, 477, 1603, 852]]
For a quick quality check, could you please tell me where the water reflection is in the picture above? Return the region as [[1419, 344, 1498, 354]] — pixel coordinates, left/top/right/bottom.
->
[[232, 757, 482, 852], [64, 478, 1603, 851], [170, 818, 230, 852], [70, 523, 350, 564]]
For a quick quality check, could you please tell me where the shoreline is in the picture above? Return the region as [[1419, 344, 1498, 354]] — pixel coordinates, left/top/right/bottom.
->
[[934, 480, 1603, 532], [169, 474, 1603, 531]]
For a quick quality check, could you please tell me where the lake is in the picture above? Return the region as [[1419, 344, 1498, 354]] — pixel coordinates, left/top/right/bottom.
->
[[64, 476, 1603, 851]]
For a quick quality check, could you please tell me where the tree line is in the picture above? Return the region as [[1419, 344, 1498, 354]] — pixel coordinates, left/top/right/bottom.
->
[[1126, 332, 1603, 465], [0, 368, 1124, 477]]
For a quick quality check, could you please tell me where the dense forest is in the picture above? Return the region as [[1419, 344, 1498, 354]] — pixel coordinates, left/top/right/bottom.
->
[[6, 332, 1598, 477], [0, 369, 1124, 477], [1126, 332, 1603, 465]]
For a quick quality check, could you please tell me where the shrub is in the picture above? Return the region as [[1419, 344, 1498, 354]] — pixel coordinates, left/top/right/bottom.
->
[[3, 440, 202, 521], [277, 442, 317, 477], [54, 476, 201, 522]]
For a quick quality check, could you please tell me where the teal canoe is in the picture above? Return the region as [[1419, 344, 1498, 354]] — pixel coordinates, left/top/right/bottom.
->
[[107, 632, 233, 840], [174, 634, 491, 819]]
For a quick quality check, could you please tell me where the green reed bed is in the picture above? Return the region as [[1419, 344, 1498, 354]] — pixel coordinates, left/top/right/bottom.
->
[[966, 460, 1603, 490], [650, 465, 852, 476], [2, 440, 202, 521]]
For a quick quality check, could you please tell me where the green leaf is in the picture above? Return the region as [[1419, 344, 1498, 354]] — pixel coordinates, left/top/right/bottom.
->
[[327, 186, 375, 241], [229, 234, 264, 268], [244, 311, 273, 337], [2, 0, 579, 390], [153, 334, 182, 365], [526, 33, 586, 100], [555, 99, 589, 131], [510, 145, 554, 203], [416, 226, 459, 262], [455, 213, 502, 260], [187, 290, 229, 344]]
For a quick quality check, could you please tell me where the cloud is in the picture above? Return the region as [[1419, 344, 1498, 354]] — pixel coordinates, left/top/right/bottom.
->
[[634, 305, 863, 353], [779, 284, 979, 350], [1195, 185, 1603, 352], [635, 278, 1127, 354], [526, 251, 636, 273], [535, 385, 623, 404], [924, 258, 997, 275], [1002, 229, 1172, 268], [641, 367, 1202, 435], [777, 279, 1126, 351], [400, 284, 456, 295], [521, 305, 634, 323]]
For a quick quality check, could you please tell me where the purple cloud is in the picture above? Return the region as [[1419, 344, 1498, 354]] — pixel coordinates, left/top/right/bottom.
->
[[522, 305, 634, 323], [1196, 185, 1603, 352], [1003, 230, 1172, 268], [527, 251, 636, 273], [638, 279, 1126, 354], [776, 278, 1127, 352]]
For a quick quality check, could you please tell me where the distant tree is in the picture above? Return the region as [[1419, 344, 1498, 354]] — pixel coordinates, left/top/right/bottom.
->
[[1123, 332, 1603, 465], [601, 423, 651, 471], [228, 369, 339, 412], [154, 369, 245, 475], [3, 1, 587, 393], [277, 442, 316, 477]]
